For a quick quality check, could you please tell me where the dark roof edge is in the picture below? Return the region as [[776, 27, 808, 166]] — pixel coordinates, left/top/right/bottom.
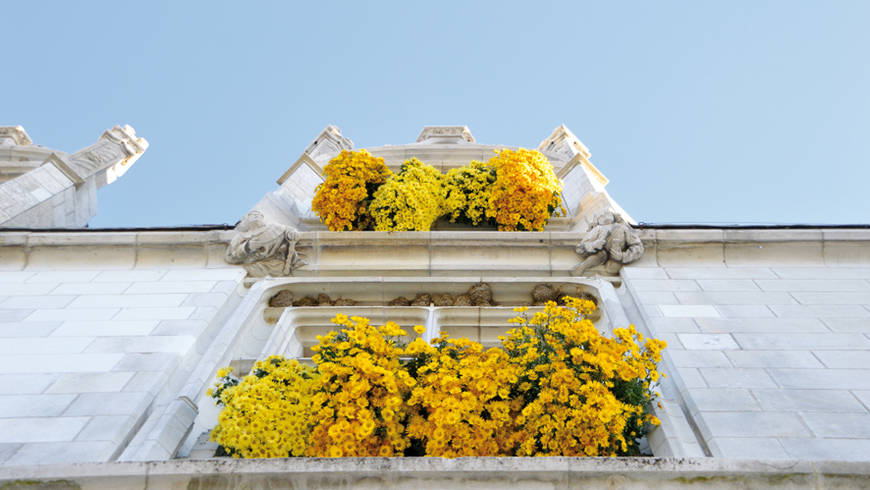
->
[[0, 224, 235, 233], [1, 223, 869, 233], [635, 223, 870, 230]]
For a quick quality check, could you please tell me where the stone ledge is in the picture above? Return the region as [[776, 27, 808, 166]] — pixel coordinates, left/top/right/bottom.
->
[[0, 457, 868, 488]]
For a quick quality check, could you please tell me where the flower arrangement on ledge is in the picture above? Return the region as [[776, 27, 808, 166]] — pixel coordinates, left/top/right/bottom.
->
[[208, 297, 666, 458], [312, 149, 565, 232]]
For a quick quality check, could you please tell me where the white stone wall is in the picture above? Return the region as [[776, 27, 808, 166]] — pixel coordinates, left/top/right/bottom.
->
[[0, 248, 244, 465], [625, 261, 870, 460]]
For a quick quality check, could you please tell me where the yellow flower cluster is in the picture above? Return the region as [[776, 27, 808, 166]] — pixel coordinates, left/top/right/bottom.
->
[[307, 314, 413, 456], [312, 150, 392, 231], [208, 297, 666, 458], [486, 148, 565, 231], [208, 357, 316, 458], [405, 334, 519, 456], [370, 158, 447, 231], [444, 160, 497, 226], [502, 298, 665, 456]]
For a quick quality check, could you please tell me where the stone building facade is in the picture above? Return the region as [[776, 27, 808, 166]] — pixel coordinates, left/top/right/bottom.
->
[[0, 125, 868, 487]]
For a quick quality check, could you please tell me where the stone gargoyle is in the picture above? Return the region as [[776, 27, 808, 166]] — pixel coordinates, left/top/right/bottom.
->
[[225, 210, 306, 277], [572, 212, 644, 276]]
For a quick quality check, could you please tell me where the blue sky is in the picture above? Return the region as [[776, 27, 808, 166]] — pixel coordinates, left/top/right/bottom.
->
[[4, 1, 869, 226]]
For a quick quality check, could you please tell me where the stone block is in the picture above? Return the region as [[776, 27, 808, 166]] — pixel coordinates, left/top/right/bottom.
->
[[674, 291, 796, 305], [123, 372, 164, 395], [76, 415, 138, 445], [65, 392, 151, 417], [633, 291, 678, 305], [656, 243, 725, 266], [50, 282, 132, 295], [182, 292, 230, 308], [0, 295, 75, 309], [772, 267, 870, 279], [665, 267, 777, 280], [710, 437, 789, 459], [768, 368, 870, 389], [813, 350, 870, 368], [136, 245, 207, 268], [734, 333, 870, 350], [822, 240, 870, 265], [800, 412, 870, 437], [725, 241, 823, 266], [85, 336, 195, 354], [0, 309, 33, 322], [28, 246, 136, 270], [0, 337, 93, 354], [677, 333, 738, 350], [0, 394, 75, 417], [0, 444, 20, 464], [93, 270, 166, 282], [752, 389, 867, 412], [6, 441, 115, 465], [621, 267, 668, 279], [755, 279, 870, 291], [713, 305, 775, 318], [0, 417, 90, 442], [822, 318, 870, 333], [25, 308, 119, 322], [126, 281, 217, 294], [689, 389, 760, 411], [660, 305, 719, 318], [699, 368, 777, 388], [51, 320, 158, 337], [431, 246, 550, 273], [781, 437, 870, 461], [70, 294, 188, 308], [647, 318, 699, 333], [160, 268, 245, 282], [114, 307, 195, 321], [696, 279, 760, 291], [628, 279, 700, 291], [0, 374, 57, 394], [725, 351, 822, 368], [0, 271, 35, 283], [0, 321, 61, 337], [0, 283, 56, 295], [151, 320, 209, 337], [0, 354, 123, 373], [46, 372, 135, 393], [695, 317, 828, 333], [113, 353, 180, 372], [699, 411, 810, 438], [792, 292, 870, 305], [669, 350, 732, 368], [676, 368, 707, 388]]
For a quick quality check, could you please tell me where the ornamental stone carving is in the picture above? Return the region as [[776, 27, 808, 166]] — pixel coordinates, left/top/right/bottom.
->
[[572, 212, 644, 276], [225, 210, 306, 277]]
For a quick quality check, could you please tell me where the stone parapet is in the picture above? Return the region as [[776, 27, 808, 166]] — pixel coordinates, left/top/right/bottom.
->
[[0, 457, 868, 488]]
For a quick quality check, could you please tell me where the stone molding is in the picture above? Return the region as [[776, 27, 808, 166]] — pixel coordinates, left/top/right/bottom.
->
[[416, 125, 475, 143], [2, 227, 869, 271], [0, 126, 32, 146], [1, 457, 868, 488]]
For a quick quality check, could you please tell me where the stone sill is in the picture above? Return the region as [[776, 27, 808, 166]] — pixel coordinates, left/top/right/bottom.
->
[[1, 457, 868, 488], [2, 227, 869, 247], [1, 228, 869, 270]]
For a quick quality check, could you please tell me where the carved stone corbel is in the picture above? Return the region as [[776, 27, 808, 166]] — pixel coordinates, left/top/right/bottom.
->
[[224, 210, 306, 277], [572, 212, 644, 276]]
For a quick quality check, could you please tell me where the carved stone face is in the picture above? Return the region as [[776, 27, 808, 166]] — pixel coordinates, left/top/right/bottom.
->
[[596, 213, 615, 226], [241, 210, 266, 230]]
